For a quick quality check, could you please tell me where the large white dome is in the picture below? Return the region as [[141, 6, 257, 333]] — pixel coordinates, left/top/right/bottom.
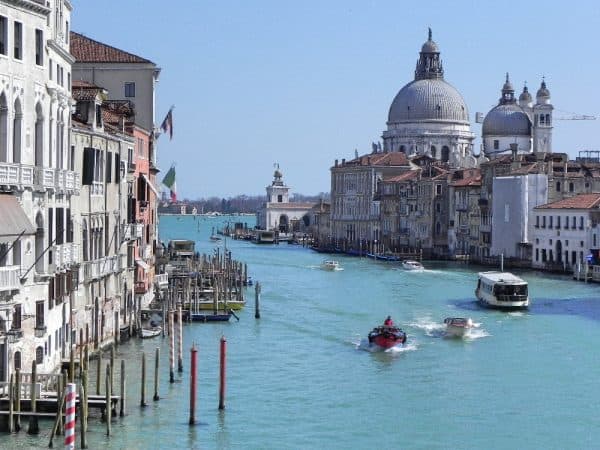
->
[[388, 78, 469, 124]]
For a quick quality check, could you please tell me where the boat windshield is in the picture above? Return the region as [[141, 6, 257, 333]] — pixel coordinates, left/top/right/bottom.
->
[[493, 284, 528, 296]]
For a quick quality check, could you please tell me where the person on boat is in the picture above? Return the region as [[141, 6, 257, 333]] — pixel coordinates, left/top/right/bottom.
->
[[384, 316, 394, 327]]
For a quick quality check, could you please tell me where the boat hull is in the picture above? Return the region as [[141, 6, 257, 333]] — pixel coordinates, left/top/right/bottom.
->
[[190, 313, 231, 322], [140, 327, 162, 339], [368, 327, 407, 349]]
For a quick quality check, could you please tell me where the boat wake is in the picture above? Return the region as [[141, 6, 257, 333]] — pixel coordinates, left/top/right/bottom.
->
[[409, 317, 446, 337], [461, 326, 489, 340]]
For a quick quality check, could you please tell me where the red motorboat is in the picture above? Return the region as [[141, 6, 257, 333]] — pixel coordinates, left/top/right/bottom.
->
[[368, 325, 407, 349]]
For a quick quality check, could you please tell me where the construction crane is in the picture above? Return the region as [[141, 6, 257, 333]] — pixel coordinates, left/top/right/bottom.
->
[[555, 114, 596, 120]]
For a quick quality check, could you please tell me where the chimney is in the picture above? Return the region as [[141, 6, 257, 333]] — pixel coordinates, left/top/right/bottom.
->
[[335, 159, 338, 167], [342, 158, 345, 166], [510, 143, 518, 161]]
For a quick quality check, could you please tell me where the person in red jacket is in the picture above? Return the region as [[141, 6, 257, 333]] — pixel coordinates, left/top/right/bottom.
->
[[383, 316, 393, 327]]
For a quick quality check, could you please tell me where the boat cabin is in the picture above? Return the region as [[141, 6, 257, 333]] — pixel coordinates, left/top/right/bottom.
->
[[168, 239, 196, 259]]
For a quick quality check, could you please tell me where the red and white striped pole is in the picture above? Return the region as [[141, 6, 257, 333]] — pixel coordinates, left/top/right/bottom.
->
[[177, 304, 183, 372], [64, 383, 76, 450]]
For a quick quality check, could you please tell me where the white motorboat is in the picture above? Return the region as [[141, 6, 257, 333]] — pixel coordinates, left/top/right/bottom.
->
[[443, 317, 474, 338], [475, 271, 529, 310], [402, 260, 424, 271], [321, 260, 341, 271], [140, 326, 162, 339]]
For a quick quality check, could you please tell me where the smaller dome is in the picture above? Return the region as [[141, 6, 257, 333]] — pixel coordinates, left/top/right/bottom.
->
[[482, 104, 531, 137], [421, 39, 439, 53], [536, 80, 550, 99], [274, 169, 282, 179], [519, 86, 532, 103]]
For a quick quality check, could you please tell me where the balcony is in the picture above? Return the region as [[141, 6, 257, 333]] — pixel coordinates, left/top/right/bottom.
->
[[0, 162, 34, 189], [479, 224, 491, 233], [155, 273, 169, 289], [0, 265, 21, 292], [0, 163, 79, 194], [82, 255, 123, 282], [123, 223, 144, 240], [56, 170, 81, 194], [91, 181, 104, 196], [34, 167, 55, 191], [53, 243, 80, 270], [128, 162, 137, 173], [455, 202, 468, 212], [141, 244, 153, 260]]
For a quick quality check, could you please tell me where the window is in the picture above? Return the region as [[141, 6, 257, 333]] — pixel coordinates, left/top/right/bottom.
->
[[535, 248, 539, 261], [35, 29, 43, 65], [277, 194, 283, 202], [535, 215, 539, 228], [14, 21, 22, 60], [35, 300, 45, 329], [579, 216, 584, 229], [95, 105, 102, 127], [12, 304, 21, 329], [556, 216, 561, 229], [569, 182, 574, 192], [49, 58, 53, 80], [14, 351, 21, 370], [556, 181, 561, 192], [36, 346, 43, 364], [436, 184, 441, 195], [65, 21, 69, 43], [542, 216, 546, 228], [549, 216, 553, 228], [124, 82, 135, 97], [493, 140, 499, 150], [0, 16, 6, 55]]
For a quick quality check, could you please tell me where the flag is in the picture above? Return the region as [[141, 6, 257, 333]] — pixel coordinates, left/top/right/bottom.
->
[[162, 166, 177, 202], [160, 108, 173, 140]]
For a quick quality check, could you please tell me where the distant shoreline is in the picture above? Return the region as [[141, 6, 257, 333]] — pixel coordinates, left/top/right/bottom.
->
[[158, 212, 256, 216]]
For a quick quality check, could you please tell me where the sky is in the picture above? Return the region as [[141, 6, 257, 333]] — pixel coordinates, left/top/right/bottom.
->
[[71, 0, 600, 199]]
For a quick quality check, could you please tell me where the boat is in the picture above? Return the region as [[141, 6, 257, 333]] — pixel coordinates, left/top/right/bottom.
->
[[254, 230, 276, 244], [475, 271, 529, 310], [140, 326, 162, 339], [367, 325, 407, 349], [190, 313, 232, 322], [402, 260, 424, 271], [443, 317, 474, 338], [375, 253, 401, 262], [210, 234, 222, 242], [321, 260, 341, 271]]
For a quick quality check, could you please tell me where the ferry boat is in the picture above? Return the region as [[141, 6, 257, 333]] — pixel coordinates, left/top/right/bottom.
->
[[254, 230, 276, 244], [367, 325, 407, 349], [475, 271, 529, 310], [402, 260, 424, 271], [443, 317, 474, 338]]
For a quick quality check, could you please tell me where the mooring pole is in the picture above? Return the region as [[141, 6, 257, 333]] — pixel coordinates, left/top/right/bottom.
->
[[189, 344, 197, 425], [153, 347, 160, 401], [254, 282, 261, 319], [219, 336, 227, 410], [177, 304, 183, 372], [140, 352, 147, 407], [27, 360, 39, 435]]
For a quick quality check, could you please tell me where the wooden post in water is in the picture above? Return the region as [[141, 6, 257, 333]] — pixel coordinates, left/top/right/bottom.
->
[[254, 282, 261, 319], [177, 304, 183, 372], [15, 368, 21, 431], [140, 352, 147, 407], [114, 311, 119, 347], [153, 347, 160, 401], [79, 329, 84, 378], [189, 344, 197, 425], [110, 346, 115, 393], [120, 359, 126, 416], [84, 344, 89, 373], [219, 336, 226, 410], [8, 374, 13, 433], [96, 352, 102, 396], [80, 376, 87, 449], [105, 364, 111, 436], [169, 310, 175, 383], [27, 360, 39, 434], [162, 298, 167, 337], [69, 344, 74, 383]]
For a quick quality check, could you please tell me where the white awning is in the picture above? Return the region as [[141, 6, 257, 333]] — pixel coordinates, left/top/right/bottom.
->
[[136, 259, 150, 272], [141, 174, 160, 197], [0, 194, 36, 244]]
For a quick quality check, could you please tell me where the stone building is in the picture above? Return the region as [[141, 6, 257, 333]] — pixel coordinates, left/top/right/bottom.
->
[[448, 168, 482, 258], [0, 0, 78, 379]]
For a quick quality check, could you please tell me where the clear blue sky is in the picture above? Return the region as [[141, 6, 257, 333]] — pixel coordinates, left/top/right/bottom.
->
[[72, 0, 600, 199]]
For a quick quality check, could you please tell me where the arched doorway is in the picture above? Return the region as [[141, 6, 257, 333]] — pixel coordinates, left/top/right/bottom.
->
[[555, 240, 562, 263], [278, 214, 289, 233]]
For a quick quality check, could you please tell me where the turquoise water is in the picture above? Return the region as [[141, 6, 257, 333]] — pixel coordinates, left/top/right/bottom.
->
[[6, 214, 600, 449]]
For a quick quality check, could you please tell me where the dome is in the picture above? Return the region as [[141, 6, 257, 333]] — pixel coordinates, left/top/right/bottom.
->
[[388, 78, 469, 123], [482, 104, 531, 136], [421, 39, 439, 53], [536, 80, 550, 100], [274, 168, 282, 179], [519, 86, 532, 103]]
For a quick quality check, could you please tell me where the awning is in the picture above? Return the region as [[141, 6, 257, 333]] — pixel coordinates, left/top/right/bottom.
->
[[136, 259, 150, 272], [141, 174, 160, 197], [0, 194, 36, 244]]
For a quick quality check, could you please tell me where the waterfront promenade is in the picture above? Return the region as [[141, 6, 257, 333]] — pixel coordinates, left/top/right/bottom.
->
[[5, 214, 600, 449]]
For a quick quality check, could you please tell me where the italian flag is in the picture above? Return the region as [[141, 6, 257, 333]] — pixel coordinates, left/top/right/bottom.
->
[[162, 166, 177, 202]]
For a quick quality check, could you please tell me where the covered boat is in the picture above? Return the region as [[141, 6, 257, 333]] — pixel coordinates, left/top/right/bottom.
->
[[368, 325, 407, 349], [402, 260, 424, 271], [321, 260, 341, 271], [443, 317, 474, 338]]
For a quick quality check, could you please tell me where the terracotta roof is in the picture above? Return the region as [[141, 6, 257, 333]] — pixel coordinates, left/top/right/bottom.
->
[[536, 193, 600, 210], [72, 81, 104, 102], [384, 170, 420, 182], [508, 163, 542, 176], [341, 152, 409, 168], [70, 31, 154, 64]]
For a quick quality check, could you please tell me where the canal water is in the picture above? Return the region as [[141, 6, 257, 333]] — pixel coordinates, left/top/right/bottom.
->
[[7, 214, 600, 449]]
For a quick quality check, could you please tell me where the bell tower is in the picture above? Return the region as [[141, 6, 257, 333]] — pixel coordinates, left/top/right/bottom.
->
[[265, 164, 290, 203], [533, 78, 553, 153]]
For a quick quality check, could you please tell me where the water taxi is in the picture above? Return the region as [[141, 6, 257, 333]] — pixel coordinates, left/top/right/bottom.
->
[[321, 260, 341, 271], [443, 317, 474, 338], [402, 260, 424, 271], [475, 271, 529, 310]]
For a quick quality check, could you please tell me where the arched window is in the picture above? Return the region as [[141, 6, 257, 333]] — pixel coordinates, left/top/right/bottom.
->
[[13, 98, 22, 163], [431, 145, 437, 159], [556, 181, 561, 192], [14, 351, 21, 370], [441, 146, 450, 162], [35, 212, 44, 274], [435, 222, 441, 235], [0, 92, 8, 162], [35, 346, 43, 364], [82, 219, 88, 262], [569, 182, 574, 192], [399, 145, 406, 153], [34, 103, 44, 167]]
